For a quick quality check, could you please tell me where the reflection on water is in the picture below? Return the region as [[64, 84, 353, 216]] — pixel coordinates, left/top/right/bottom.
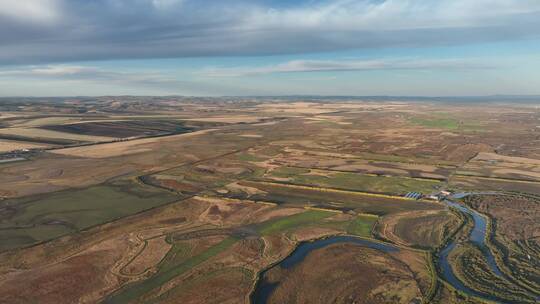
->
[[439, 196, 504, 302], [251, 236, 399, 304]]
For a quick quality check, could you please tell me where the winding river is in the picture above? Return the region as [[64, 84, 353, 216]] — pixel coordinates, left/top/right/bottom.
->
[[250, 236, 399, 304], [251, 193, 516, 304], [438, 196, 505, 302]]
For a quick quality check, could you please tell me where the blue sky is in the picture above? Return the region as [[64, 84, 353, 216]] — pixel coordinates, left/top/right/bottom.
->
[[0, 0, 539, 96]]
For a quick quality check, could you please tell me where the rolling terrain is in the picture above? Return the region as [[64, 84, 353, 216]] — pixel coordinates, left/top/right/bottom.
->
[[0, 97, 539, 304]]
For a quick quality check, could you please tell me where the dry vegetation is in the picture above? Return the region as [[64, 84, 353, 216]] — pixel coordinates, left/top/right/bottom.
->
[[262, 244, 423, 304], [1, 97, 539, 303]]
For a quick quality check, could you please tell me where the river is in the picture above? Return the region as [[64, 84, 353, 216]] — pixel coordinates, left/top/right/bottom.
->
[[250, 236, 399, 304], [438, 196, 505, 302], [250, 194, 516, 304]]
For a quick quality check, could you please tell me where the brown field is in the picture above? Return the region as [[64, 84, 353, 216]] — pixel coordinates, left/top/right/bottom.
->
[[0, 127, 115, 142], [457, 152, 540, 181], [463, 194, 540, 292], [450, 175, 540, 195], [42, 120, 195, 138], [1, 98, 540, 303], [182, 116, 268, 123], [376, 209, 461, 249], [262, 244, 424, 304], [0, 139, 52, 152], [50, 129, 217, 158]]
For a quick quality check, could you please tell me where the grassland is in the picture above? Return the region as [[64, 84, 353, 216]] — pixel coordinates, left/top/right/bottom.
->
[[256, 210, 333, 235], [106, 208, 347, 303], [224, 180, 442, 215], [0, 139, 52, 152], [1, 98, 540, 304], [410, 117, 461, 130], [42, 120, 195, 138], [346, 214, 378, 237], [261, 243, 423, 304], [376, 210, 461, 249], [0, 178, 180, 252], [450, 175, 540, 195], [264, 167, 442, 195], [463, 194, 540, 294], [149, 267, 253, 304], [432, 281, 490, 304], [409, 115, 484, 131], [448, 243, 536, 303], [105, 236, 238, 304], [0, 127, 115, 142]]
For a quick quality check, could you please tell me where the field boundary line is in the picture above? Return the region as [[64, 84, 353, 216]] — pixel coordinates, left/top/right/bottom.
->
[[247, 180, 438, 203], [283, 165, 447, 182], [303, 206, 343, 213], [453, 174, 540, 184], [282, 148, 458, 167]]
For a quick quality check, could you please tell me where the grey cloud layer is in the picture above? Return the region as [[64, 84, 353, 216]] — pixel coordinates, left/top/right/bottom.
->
[[201, 58, 496, 77], [0, 64, 254, 95], [1, 0, 540, 65], [0, 65, 181, 88]]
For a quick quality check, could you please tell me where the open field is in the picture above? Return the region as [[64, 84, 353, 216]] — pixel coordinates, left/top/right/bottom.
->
[[456, 152, 540, 182], [42, 120, 195, 138], [448, 243, 537, 303], [375, 209, 461, 249], [0, 127, 115, 142], [271, 152, 454, 179], [0, 139, 52, 152], [408, 115, 485, 131], [0, 97, 539, 303], [261, 243, 423, 304], [450, 175, 540, 195], [463, 194, 540, 293], [50, 129, 217, 158], [263, 166, 443, 195], [220, 180, 443, 214], [432, 281, 490, 304], [0, 178, 181, 252]]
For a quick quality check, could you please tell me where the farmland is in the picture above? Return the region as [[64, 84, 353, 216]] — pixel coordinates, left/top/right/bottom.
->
[[263, 166, 443, 195], [42, 120, 196, 138], [0, 178, 181, 252], [0, 97, 539, 303]]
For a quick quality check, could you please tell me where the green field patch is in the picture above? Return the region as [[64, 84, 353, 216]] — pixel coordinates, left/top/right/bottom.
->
[[448, 243, 536, 303], [357, 152, 457, 166], [105, 237, 238, 304], [409, 115, 485, 131], [269, 166, 310, 178], [0, 179, 180, 252], [150, 267, 253, 303], [410, 117, 460, 130], [347, 215, 378, 237], [265, 169, 441, 195], [236, 153, 265, 162], [256, 210, 333, 235], [232, 180, 441, 216], [158, 240, 192, 272]]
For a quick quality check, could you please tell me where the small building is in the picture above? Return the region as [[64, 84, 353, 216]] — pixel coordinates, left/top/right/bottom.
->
[[404, 192, 422, 200]]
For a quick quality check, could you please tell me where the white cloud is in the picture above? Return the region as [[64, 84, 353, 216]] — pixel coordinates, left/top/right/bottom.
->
[[151, 0, 184, 9], [0, 64, 250, 96], [0, 0, 61, 23], [0, 0, 540, 64], [0, 65, 177, 86], [242, 0, 540, 31]]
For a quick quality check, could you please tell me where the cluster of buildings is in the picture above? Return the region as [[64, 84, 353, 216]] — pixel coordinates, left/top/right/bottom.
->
[[404, 190, 452, 201]]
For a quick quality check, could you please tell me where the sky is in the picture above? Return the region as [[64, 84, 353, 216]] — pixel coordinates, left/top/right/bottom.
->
[[0, 0, 540, 97]]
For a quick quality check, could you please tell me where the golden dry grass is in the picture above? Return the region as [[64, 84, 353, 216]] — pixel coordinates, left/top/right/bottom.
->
[[51, 129, 216, 158], [0, 127, 114, 142], [0, 139, 52, 152]]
